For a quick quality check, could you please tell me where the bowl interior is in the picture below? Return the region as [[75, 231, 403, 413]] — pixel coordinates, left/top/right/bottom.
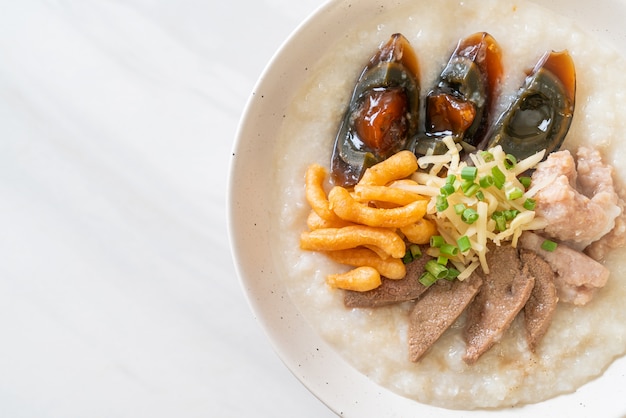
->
[[228, 0, 626, 415]]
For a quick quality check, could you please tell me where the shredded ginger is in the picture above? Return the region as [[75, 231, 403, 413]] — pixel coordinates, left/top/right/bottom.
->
[[394, 136, 548, 279]]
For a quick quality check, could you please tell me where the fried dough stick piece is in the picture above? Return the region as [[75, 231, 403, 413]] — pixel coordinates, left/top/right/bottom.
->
[[300, 225, 405, 259], [343, 250, 431, 308], [408, 272, 483, 362], [326, 248, 406, 280], [463, 244, 534, 364]]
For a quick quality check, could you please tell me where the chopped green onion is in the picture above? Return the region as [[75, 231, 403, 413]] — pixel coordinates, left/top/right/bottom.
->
[[503, 209, 519, 221], [519, 176, 532, 189], [504, 154, 517, 170], [445, 268, 460, 280], [457, 235, 472, 252], [440, 183, 455, 196], [492, 211, 507, 231], [440, 243, 459, 257], [480, 151, 494, 162], [419, 271, 438, 287], [464, 183, 480, 197], [461, 208, 479, 224], [446, 174, 457, 185], [454, 203, 466, 215], [541, 239, 558, 252], [491, 166, 506, 189], [461, 166, 478, 181], [479, 175, 494, 188], [430, 235, 445, 248], [437, 255, 449, 265], [523, 198, 536, 210], [493, 209, 518, 225], [476, 190, 485, 201], [461, 179, 480, 196], [436, 195, 449, 212], [506, 186, 524, 200], [403, 244, 422, 263], [409, 244, 422, 258], [425, 259, 449, 279], [460, 179, 471, 192]]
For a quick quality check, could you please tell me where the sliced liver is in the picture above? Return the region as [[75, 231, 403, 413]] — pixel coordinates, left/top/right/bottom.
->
[[520, 249, 558, 352], [408, 272, 483, 362], [463, 244, 535, 364]]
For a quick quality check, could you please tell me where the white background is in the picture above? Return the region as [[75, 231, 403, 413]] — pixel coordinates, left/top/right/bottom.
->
[[0, 1, 336, 417]]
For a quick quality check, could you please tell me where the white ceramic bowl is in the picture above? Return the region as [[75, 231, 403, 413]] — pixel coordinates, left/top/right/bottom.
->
[[228, 0, 626, 416]]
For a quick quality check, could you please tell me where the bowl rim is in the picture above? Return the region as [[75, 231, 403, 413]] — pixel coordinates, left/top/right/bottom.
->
[[227, 0, 626, 416]]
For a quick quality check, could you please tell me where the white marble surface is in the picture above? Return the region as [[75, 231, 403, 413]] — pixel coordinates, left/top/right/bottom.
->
[[0, 1, 336, 417]]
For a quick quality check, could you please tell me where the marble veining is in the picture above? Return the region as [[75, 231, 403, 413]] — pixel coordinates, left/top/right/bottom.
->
[[0, 1, 334, 416]]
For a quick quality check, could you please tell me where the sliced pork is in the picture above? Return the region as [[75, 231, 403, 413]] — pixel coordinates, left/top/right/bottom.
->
[[585, 192, 626, 260], [408, 272, 482, 362], [530, 147, 623, 252], [463, 244, 534, 364], [343, 252, 431, 308], [520, 249, 558, 352], [519, 231, 609, 305]]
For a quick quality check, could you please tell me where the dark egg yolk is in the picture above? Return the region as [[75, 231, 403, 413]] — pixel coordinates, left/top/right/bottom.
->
[[354, 87, 408, 155]]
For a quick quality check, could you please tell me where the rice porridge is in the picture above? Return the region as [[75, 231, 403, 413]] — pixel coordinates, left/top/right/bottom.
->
[[270, 0, 626, 409]]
